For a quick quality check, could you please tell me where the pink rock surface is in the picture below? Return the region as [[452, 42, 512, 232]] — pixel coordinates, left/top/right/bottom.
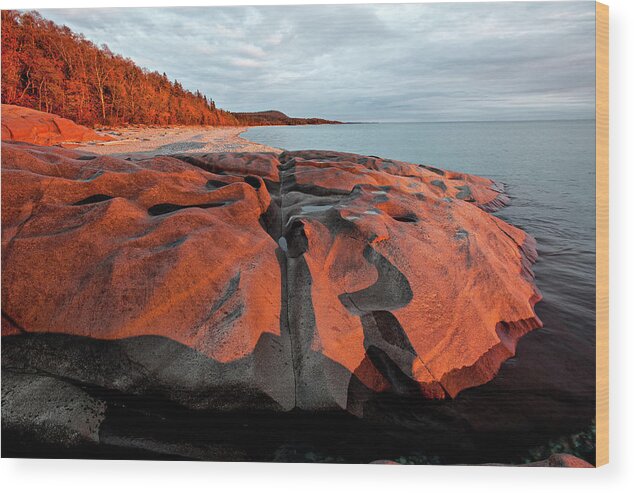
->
[[2, 144, 542, 413], [1, 104, 113, 146]]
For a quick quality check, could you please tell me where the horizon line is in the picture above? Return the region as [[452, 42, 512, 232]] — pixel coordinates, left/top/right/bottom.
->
[[340, 118, 596, 124]]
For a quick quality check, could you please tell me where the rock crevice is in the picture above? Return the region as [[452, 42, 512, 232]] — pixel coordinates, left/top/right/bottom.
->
[[1, 142, 542, 416]]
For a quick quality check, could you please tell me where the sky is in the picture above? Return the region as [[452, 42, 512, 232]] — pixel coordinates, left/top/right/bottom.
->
[[39, 2, 596, 122]]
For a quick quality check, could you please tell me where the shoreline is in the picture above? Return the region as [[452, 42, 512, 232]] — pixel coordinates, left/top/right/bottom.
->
[[74, 125, 283, 157]]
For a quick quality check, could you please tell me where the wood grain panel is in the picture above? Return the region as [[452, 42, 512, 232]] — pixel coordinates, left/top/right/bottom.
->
[[595, 0, 609, 468]]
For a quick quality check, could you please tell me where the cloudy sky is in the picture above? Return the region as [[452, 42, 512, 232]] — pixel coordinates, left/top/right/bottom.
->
[[40, 2, 596, 122]]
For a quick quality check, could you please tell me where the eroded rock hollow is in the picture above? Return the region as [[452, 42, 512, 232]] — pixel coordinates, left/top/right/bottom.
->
[[1, 142, 542, 416]]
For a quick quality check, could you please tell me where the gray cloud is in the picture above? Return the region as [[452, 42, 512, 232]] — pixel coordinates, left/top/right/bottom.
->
[[39, 2, 596, 122]]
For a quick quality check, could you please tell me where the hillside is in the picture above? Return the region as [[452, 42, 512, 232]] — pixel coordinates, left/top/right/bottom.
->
[[1, 10, 338, 128], [232, 110, 340, 126]]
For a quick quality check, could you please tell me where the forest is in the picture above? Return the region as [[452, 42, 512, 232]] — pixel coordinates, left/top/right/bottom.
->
[[1, 10, 240, 127]]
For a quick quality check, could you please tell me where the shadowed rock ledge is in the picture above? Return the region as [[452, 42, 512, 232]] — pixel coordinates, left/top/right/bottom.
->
[[1, 142, 542, 443]]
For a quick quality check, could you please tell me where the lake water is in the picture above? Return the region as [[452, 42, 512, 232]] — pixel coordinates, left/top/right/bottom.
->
[[244, 121, 596, 463]]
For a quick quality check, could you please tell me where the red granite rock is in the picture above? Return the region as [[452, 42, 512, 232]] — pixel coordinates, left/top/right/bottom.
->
[[1, 144, 542, 414], [278, 151, 541, 409], [2, 141, 291, 410], [1, 104, 113, 146], [519, 453, 594, 468]]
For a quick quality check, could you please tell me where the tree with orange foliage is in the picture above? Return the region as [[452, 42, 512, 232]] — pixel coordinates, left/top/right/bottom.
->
[[1, 10, 239, 127]]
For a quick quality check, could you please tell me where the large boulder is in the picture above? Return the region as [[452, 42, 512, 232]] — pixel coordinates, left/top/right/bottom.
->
[[1, 143, 541, 416], [1, 104, 113, 146]]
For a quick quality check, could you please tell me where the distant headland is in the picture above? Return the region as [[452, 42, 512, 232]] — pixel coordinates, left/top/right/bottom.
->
[[231, 110, 340, 126]]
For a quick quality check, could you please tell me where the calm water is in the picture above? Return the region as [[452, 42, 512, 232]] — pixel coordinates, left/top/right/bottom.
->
[[245, 121, 597, 462]]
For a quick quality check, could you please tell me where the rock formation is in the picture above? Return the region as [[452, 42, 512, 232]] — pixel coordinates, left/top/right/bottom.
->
[[1, 104, 113, 146], [518, 453, 594, 468], [2, 370, 105, 448], [1, 143, 541, 418], [371, 454, 594, 467]]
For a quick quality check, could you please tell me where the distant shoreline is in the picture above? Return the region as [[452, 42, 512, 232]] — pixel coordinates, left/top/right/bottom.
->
[[71, 118, 597, 158]]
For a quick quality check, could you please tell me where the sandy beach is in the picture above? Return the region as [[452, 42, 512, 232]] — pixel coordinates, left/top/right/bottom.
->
[[75, 126, 282, 157]]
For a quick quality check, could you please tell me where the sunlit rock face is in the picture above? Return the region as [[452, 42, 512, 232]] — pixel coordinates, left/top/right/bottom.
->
[[1, 143, 541, 415], [1, 104, 113, 146], [275, 150, 541, 412]]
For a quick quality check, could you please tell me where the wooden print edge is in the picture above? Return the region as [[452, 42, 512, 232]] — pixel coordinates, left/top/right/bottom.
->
[[595, 0, 609, 468]]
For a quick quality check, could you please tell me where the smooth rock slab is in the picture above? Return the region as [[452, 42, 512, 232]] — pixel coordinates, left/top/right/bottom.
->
[[1, 143, 542, 416]]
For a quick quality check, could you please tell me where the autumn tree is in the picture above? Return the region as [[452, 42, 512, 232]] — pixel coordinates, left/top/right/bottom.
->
[[1, 10, 238, 127]]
